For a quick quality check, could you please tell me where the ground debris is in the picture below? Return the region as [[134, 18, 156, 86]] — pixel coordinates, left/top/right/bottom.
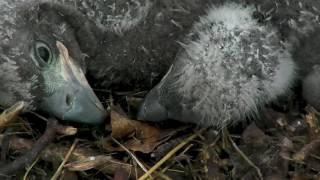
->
[[1, 93, 320, 179]]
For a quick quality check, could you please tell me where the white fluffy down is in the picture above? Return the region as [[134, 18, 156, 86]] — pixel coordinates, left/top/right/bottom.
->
[[161, 3, 296, 127]]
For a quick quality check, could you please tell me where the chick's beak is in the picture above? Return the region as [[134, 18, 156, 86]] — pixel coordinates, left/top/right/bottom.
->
[[137, 88, 168, 122], [40, 41, 106, 124]]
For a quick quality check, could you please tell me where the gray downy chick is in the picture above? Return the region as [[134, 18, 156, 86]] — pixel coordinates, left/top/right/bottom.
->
[[0, 0, 106, 124], [138, 3, 296, 128]]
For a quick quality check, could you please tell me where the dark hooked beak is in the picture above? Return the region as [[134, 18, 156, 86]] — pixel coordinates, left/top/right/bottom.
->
[[40, 41, 106, 124]]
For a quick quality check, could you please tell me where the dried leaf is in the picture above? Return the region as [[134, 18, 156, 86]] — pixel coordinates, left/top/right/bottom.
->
[[65, 155, 128, 171], [242, 123, 267, 145], [104, 105, 180, 153], [304, 106, 320, 140], [113, 167, 130, 180], [293, 139, 320, 161]]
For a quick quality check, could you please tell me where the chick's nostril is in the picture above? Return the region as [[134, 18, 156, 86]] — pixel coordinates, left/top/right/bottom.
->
[[65, 94, 73, 107]]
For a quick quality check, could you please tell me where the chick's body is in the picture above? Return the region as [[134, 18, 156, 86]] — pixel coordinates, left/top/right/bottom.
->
[[138, 3, 296, 127], [84, 0, 212, 89]]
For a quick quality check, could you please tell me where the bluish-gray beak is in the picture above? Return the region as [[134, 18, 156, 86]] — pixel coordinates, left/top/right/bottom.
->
[[137, 88, 168, 122], [40, 42, 106, 124]]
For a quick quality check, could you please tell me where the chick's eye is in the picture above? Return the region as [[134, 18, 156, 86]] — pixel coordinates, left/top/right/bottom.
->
[[35, 41, 53, 64], [38, 47, 50, 63]]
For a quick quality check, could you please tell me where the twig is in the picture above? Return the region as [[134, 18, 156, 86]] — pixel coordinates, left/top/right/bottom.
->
[[0, 119, 59, 176], [56, 125, 77, 136], [160, 140, 199, 174], [138, 128, 206, 180], [23, 156, 41, 180], [111, 137, 149, 173], [26, 111, 48, 122], [51, 139, 79, 180], [0, 101, 25, 132], [0, 133, 10, 163], [225, 129, 263, 180]]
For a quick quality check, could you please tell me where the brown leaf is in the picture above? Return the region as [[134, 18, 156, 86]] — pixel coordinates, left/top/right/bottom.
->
[[279, 137, 293, 160], [293, 139, 320, 161], [304, 106, 320, 141], [242, 123, 267, 145], [103, 105, 180, 153], [113, 167, 130, 180], [60, 170, 78, 180]]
